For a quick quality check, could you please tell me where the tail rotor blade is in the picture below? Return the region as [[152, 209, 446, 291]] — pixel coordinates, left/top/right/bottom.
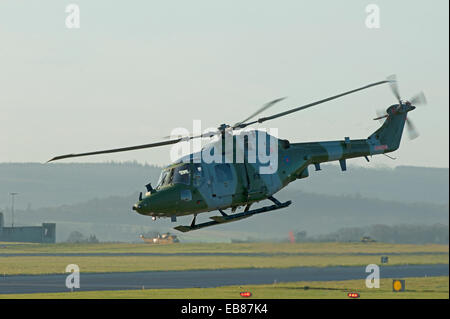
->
[[387, 74, 401, 103], [406, 117, 419, 140], [409, 91, 427, 106]]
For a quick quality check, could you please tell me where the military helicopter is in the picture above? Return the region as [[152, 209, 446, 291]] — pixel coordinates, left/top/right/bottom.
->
[[48, 75, 426, 232]]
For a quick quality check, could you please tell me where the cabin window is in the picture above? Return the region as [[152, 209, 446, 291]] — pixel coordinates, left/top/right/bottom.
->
[[193, 163, 204, 186], [214, 163, 233, 182]]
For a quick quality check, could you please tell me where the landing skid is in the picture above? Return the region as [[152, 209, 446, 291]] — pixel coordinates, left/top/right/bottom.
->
[[174, 198, 292, 233]]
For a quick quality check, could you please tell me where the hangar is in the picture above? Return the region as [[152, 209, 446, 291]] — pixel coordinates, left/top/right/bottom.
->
[[0, 212, 55, 243]]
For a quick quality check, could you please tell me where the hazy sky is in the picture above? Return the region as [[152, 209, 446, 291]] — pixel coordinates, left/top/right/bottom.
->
[[1, 0, 448, 168]]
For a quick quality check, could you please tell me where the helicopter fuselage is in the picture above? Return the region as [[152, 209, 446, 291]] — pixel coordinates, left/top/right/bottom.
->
[[133, 109, 407, 219]]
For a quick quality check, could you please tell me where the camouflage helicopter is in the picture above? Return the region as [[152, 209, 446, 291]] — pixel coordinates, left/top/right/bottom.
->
[[48, 75, 426, 232]]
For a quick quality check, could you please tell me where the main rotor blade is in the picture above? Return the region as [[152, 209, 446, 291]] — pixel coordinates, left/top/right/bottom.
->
[[233, 97, 287, 129], [373, 113, 388, 121], [387, 74, 401, 103], [47, 138, 183, 162], [406, 117, 419, 140], [239, 80, 390, 127], [409, 91, 427, 106], [163, 129, 219, 140], [186, 130, 222, 141]]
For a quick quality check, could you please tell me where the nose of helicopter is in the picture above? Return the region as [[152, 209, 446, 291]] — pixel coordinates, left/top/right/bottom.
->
[[132, 191, 167, 215], [132, 202, 142, 212], [132, 197, 152, 214]]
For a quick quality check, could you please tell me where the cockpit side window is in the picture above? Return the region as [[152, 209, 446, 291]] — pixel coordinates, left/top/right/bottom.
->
[[156, 164, 193, 188], [173, 164, 191, 185]]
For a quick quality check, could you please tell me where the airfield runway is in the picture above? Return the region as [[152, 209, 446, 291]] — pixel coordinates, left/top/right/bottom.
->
[[0, 264, 447, 294]]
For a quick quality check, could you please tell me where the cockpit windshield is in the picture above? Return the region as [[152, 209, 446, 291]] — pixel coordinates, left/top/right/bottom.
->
[[156, 168, 172, 189], [156, 164, 191, 188]]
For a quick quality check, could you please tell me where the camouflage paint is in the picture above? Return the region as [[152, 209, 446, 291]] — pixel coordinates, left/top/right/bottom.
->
[[133, 103, 412, 220]]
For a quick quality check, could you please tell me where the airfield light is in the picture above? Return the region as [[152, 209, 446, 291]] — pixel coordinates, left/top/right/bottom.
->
[[240, 292, 252, 298], [392, 280, 405, 292], [10, 192, 19, 228], [347, 292, 360, 298]]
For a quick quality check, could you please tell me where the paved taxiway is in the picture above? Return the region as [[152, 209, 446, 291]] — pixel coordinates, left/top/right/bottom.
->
[[0, 264, 447, 294]]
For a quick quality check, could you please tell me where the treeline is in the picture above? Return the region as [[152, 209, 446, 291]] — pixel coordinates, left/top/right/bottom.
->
[[66, 231, 99, 243], [295, 224, 449, 244]]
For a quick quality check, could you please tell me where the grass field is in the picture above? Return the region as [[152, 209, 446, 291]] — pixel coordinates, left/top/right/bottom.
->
[[0, 242, 448, 275], [1, 276, 448, 299], [1, 241, 448, 255], [1, 242, 447, 299]]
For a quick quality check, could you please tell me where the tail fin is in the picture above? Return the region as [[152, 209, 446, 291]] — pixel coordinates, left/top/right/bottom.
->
[[368, 107, 407, 152]]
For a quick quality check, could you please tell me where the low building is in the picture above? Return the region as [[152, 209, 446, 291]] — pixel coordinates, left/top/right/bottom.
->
[[0, 212, 56, 243], [140, 232, 179, 244]]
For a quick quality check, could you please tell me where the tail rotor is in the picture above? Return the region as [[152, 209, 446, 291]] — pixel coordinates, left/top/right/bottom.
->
[[373, 75, 427, 140], [405, 117, 420, 140]]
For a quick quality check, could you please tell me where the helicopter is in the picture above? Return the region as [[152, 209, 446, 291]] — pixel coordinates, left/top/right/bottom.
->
[[48, 75, 426, 232]]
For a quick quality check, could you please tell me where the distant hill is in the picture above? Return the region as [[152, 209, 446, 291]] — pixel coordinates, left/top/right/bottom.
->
[[10, 188, 449, 243], [0, 162, 448, 210], [289, 164, 449, 205], [0, 162, 162, 209], [1, 162, 448, 242]]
